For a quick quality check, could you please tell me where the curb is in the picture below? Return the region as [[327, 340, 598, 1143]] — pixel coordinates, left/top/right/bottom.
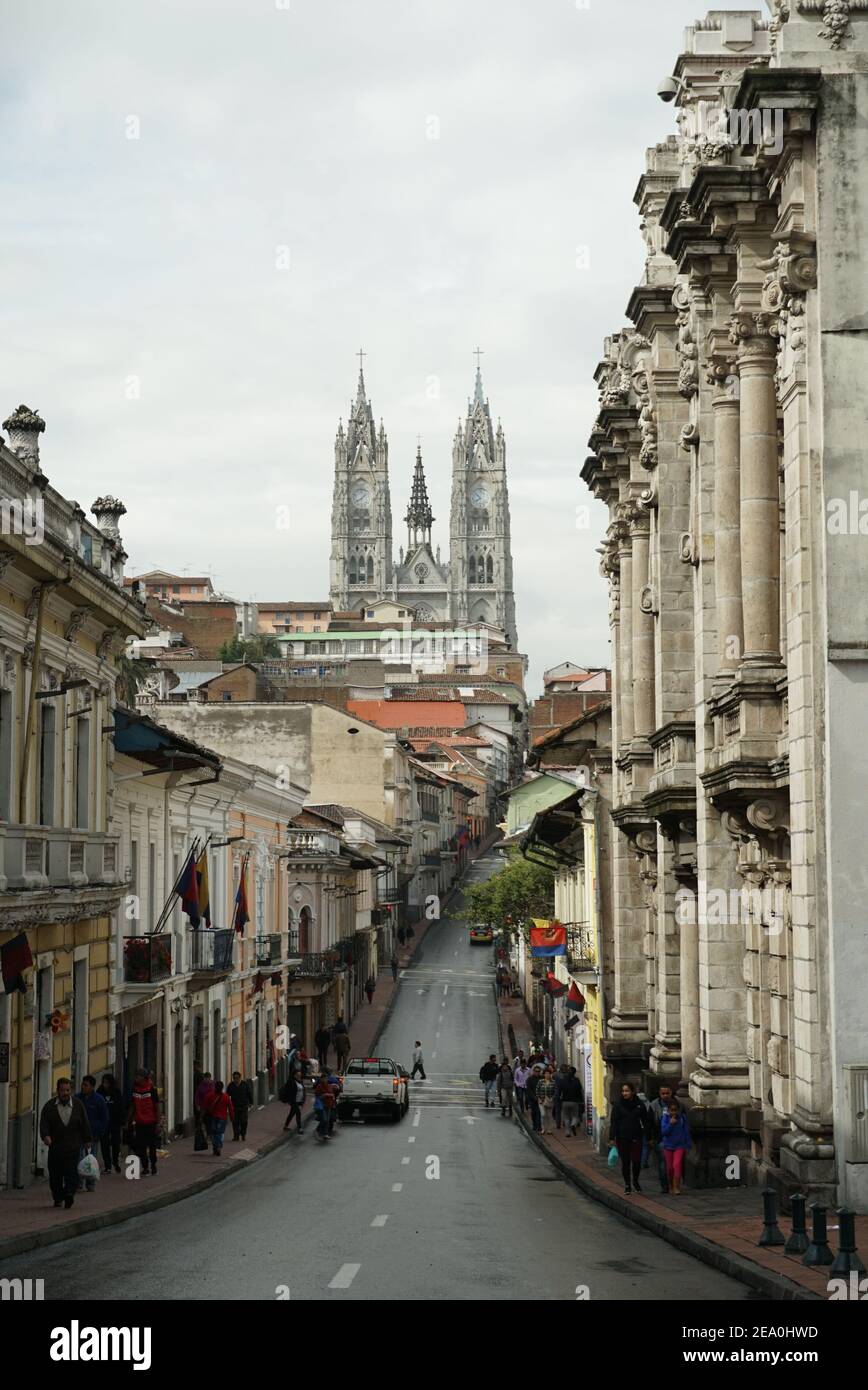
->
[[0, 1117, 298, 1263]]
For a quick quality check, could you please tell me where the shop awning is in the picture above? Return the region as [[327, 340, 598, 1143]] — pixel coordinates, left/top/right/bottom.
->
[[113, 706, 222, 780]]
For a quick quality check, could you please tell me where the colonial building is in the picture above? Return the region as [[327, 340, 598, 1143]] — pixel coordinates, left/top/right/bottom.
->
[[0, 406, 147, 1188], [329, 359, 519, 648], [582, 6, 868, 1209]]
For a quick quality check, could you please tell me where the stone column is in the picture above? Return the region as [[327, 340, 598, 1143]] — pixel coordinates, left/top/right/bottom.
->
[[709, 359, 744, 670], [631, 513, 654, 737], [617, 524, 634, 749], [732, 315, 780, 664]]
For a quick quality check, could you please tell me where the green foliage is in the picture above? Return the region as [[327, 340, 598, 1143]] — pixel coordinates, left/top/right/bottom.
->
[[461, 849, 555, 938], [115, 654, 153, 707], [218, 633, 282, 662]]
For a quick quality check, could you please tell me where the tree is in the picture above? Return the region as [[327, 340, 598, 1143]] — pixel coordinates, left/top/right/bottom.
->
[[115, 653, 154, 707], [462, 849, 555, 939], [218, 633, 282, 663]]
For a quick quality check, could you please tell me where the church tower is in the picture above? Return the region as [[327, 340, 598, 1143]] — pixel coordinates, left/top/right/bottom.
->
[[329, 356, 392, 611], [393, 441, 450, 620], [449, 357, 518, 648]]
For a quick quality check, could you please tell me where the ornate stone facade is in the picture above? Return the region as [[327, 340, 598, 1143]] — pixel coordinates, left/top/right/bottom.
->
[[582, 5, 868, 1209]]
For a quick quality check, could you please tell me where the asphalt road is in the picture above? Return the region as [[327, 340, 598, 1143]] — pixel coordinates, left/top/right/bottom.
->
[[4, 853, 751, 1301]]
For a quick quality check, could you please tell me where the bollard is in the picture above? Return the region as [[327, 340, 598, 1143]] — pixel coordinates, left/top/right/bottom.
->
[[758, 1187, 785, 1247], [784, 1193, 809, 1255], [830, 1208, 867, 1277], [802, 1202, 834, 1266]]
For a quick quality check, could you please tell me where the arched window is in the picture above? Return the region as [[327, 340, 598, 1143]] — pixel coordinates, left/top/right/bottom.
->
[[468, 554, 476, 584], [287, 908, 295, 952], [299, 905, 311, 954], [348, 554, 357, 585], [486, 553, 494, 583], [366, 553, 374, 583]]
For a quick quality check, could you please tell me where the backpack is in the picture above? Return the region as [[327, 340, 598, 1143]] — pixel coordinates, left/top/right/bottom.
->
[[279, 1080, 292, 1104]]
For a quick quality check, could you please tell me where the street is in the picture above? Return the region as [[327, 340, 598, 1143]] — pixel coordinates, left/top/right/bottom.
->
[[4, 855, 749, 1302]]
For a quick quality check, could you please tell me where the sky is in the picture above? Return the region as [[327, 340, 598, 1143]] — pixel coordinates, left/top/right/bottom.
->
[[0, 0, 766, 696]]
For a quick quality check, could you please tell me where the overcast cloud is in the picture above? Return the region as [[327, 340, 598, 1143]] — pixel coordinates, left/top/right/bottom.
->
[[0, 0, 764, 694]]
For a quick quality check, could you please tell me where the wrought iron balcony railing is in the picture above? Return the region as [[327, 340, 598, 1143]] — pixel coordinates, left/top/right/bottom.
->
[[565, 924, 596, 970], [290, 952, 337, 979], [123, 934, 172, 984], [189, 927, 235, 973], [254, 933, 281, 966]]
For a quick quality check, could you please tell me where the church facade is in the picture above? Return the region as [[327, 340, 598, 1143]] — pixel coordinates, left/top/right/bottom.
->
[[329, 360, 519, 649]]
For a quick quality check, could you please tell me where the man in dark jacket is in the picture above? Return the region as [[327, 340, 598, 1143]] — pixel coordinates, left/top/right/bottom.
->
[[227, 1072, 254, 1141], [98, 1074, 124, 1174], [559, 1067, 585, 1136], [525, 1065, 543, 1132], [648, 1082, 676, 1193], [76, 1076, 109, 1191], [608, 1081, 653, 1195], [479, 1055, 499, 1108], [40, 1078, 93, 1209], [314, 1025, 331, 1068]]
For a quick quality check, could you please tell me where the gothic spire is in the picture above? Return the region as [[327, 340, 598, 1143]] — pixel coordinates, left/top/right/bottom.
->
[[405, 440, 434, 545]]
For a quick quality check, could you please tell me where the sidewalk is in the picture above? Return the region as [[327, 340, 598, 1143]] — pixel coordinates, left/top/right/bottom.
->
[[0, 905, 439, 1262], [497, 991, 862, 1301]]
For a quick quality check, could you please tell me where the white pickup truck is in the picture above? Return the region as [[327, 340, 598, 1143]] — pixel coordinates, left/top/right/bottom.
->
[[337, 1056, 410, 1123]]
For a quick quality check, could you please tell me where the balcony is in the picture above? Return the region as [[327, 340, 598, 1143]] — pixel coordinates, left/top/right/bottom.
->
[[565, 925, 596, 972], [0, 824, 126, 927], [422, 850, 441, 866], [255, 933, 282, 967], [123, 935, 172, 984], [188, 928, 235, 974], [290, 952, 337, 979], [283, 830, 341, 857]]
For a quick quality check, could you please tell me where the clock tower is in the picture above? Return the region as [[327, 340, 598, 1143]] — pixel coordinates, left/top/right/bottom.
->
[[329, 356, 393, 610], [448, 358, 518, 648]]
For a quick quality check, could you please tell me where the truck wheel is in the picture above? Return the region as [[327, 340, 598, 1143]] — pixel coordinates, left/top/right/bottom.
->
[[391, 1105, 402, 1123]]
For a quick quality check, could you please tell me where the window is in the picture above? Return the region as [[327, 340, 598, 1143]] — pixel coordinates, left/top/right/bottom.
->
[[0, 689, 14, 820], [74, 714, 90, 829], [366, 554, 374, 583], [189, 585, 199, 594], [314, 611, 322, 619], [366, 610, 374, 619], [38, 702, 56, 826], [172, 585, 180, 594], [222, 692, 232, 702], [313, 626, 321, 633]]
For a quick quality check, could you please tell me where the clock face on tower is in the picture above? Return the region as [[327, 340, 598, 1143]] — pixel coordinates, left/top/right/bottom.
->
[[470, 484, 489, 508], [351, 485, 370, 507]]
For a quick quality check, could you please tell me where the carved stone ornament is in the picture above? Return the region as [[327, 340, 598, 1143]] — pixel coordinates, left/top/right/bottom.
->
[[97, 627, 120, 661], [672, 285, 699, 399], [64, 605, 91, 643], [0, 548, 14, 582], [759, 239, 817, 386], [797, 1, 868, 48], [679, 531, 698, 567], [680, 422, 700, 452], [639, 584, 657, 616], [706, 352, 739, 399]]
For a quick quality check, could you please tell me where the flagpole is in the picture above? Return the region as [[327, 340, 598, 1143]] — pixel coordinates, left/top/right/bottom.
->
[[150, 837, 200, 936]]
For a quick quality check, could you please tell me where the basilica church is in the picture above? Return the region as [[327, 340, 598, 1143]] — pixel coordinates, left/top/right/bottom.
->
[[329, 357, 519, 649]]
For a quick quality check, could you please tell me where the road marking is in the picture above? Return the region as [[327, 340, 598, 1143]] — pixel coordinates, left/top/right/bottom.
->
[[328, 1264, 361, 1289], [435, 1030, 440, 1039], [408, 1136, 416, 1143], [401, 1156, 411, 1165], [371, 1215, 389, 1227], [399, 970, 407, 979], [412, 1109, 421, 1127], [431, 1051, 437, 1058], [442, 985, 448, 996], [392, 1183, 403, 1192], [465, 1116, 475, 1124]]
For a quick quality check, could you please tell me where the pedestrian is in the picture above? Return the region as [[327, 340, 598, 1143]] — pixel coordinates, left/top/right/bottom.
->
[[648, 1082, 676, 1194], [397, 926, 406, 947], [660, 1100, 692, 1195], [98, 1074, 124, 1174], [127, 1069, 162, 1177], [332, 1016, 351, 1074], [205, 1081, 234, 1156], [538, 1068, 558, 1134], [282, 1074, 305, 1133], [314, 1025, 331, 1068], [390, 954, 399, 982], [525, 1065, 543, 1133], [608, 1081, 653, 1195], [365, 974, 376, 1005], [313, 1076, 334, 1143], [496, 1061, 515, 1117], [553, 1063, 570, 1129], [410, 1041, 426, 1080], [479, 1054, 499, 1108], [559, 1066, 584, 1136], [195, 1070, 215, 1143], [226, 1071, 253, 1141], [513, 1059, 530, 1114], [512, 1048, 527, 1074], [326, 1070, 342, 1135], [500, 969, 511, 997], [39, 1078, 93, 1211], [75, 1075, 109, 1191]]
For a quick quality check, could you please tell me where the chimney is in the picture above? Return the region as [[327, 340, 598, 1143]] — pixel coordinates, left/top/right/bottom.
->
[[2, 404, 46, 471]]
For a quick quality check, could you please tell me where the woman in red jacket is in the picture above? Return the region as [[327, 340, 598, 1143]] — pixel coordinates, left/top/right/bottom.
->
[[205, 1081, 234, 1156]]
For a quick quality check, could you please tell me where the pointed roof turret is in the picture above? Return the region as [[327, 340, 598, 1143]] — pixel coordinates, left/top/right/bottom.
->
[[405, 440, 434, 536]]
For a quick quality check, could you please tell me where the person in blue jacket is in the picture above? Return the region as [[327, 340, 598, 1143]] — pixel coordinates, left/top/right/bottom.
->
[[76, 1075, 109, 1192], [660, 1100, 692, 1194]]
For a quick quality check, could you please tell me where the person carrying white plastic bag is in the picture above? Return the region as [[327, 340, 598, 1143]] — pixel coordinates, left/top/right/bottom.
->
[[77, 1151, 101, 1183]]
